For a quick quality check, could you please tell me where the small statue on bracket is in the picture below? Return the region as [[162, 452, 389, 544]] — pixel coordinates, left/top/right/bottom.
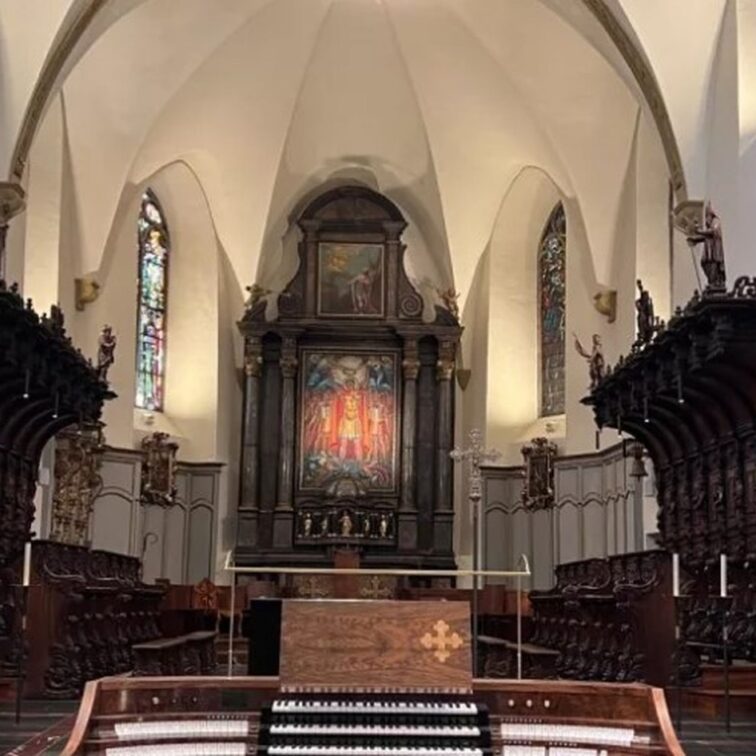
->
[[573, 333, 605, 390], [96, 324, 117, 381], [634, 280, 656, 347], [686, 202, 726, 291]]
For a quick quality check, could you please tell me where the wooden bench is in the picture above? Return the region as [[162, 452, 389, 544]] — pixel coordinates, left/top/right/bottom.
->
[[133, 630, 217, 676], [477, 634, 559, 679]]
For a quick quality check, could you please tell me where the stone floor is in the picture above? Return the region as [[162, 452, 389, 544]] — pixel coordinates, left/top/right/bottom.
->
[[0, 700, 76, 755]]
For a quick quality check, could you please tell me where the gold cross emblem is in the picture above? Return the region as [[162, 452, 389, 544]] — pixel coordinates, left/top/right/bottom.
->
[[420, 620, 463, 663]]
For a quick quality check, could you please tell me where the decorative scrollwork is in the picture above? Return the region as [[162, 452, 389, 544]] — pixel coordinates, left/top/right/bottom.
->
[[520, 437, 558, 511], [140, 432, 179, 508], [50, 423, 105, 546], [730, 275, 756, 299]]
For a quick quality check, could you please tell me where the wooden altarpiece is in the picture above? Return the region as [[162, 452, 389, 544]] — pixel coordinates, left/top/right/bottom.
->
[[237, 186, 460, 570]]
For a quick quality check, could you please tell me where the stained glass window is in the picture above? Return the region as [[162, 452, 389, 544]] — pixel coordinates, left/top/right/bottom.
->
[[538, 203, 566, 416], [135, 190, 170, 411]]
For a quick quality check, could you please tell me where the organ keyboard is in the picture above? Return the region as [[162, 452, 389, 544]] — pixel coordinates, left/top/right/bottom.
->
[[62, 677, 683, 755], [62, 600, 682, 755]]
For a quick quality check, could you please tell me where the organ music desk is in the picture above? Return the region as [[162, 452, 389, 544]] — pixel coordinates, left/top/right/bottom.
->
[[62, 599, 683, 756]]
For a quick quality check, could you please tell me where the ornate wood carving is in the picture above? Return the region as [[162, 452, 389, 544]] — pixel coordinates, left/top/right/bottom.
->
[[584, 277, 756, 678], [237, 186, 461, 571], [0, 281, 113, 674], [140, 432, 178, 507], [50, 422, 105, 546], [528, 551, 674, 686], [520, 437, 557, 511], [24, 540, 163, 697]]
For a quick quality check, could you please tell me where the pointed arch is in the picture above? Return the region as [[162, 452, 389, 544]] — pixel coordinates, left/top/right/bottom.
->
[[538, 202, 566, 417], [135, 189, 170, 411]]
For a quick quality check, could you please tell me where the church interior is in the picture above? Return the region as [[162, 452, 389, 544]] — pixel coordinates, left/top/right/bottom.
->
[[2, 1, 756, 754]]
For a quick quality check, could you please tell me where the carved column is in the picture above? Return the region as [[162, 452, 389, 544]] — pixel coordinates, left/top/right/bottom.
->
[[384, 221, 406, 317], [240, 336, 263, 509], [277, 336, 298, 510], [0, 182, 26, 279], [397, 337, 420, 552], [435, 339, 456, 512], [401, 337, 420, 511], [300, 220, 321, 318]]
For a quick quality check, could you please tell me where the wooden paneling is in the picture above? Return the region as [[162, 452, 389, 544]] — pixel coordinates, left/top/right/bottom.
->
[[483, 444, 642, 590], [280, 599, 472, 692]]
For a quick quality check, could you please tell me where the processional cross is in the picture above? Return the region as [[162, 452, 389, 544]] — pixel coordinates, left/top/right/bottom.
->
[[450, 429, 500, 673], [450, 428, 501, 508]]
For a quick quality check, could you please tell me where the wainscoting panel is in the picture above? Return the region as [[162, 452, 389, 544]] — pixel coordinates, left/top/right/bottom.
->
[[482, 443, 644, 590], [87, 447, 222, 584]]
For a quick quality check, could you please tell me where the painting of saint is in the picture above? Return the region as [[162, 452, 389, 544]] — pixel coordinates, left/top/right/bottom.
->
[[318, 243, 384, 317], [299, 350, 398, 491]]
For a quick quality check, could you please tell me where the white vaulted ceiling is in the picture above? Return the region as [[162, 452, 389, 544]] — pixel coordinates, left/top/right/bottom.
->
[[12, 0, 660, 304]]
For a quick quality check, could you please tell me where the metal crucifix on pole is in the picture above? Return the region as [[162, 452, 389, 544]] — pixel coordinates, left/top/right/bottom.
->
[[450, 428, 500, 676]]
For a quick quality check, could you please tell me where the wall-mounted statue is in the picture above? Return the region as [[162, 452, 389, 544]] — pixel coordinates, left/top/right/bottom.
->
[[635, 280, 656, 347], [686, 202, 726, 291], [573, 333, 605, 390], [97, 324, 117, 381]]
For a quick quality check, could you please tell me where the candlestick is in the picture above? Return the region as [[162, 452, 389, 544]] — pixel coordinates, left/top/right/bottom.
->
[[672, 553, 680, 597], [720, 553, 727, 598], [22, 541, 31, 587]]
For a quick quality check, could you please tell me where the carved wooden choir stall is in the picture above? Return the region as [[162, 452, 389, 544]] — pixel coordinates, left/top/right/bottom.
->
[[523, 550, 675, 687], [237, 186, 461, 573], [585, 275, 756, 684], [0, 283, 112, 679], [24, 541, 164, 697]]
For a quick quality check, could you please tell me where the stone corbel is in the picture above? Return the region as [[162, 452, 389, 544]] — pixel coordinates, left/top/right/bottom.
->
[[0, 182, 25, 225], [672, 199, 704, 236], [0, 182, 26, 277]]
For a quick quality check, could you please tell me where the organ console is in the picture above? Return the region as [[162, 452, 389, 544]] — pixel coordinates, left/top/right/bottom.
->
[[62, 600, 683, 755]]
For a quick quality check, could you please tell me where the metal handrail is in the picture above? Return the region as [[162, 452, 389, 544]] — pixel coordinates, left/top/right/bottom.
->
[[222, 550, 532, 679]]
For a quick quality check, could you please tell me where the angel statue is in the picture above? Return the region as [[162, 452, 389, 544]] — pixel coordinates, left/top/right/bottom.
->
[[573, 333, 605, 391], [686, 202, 726, 291], [97, 324, 117, 381]]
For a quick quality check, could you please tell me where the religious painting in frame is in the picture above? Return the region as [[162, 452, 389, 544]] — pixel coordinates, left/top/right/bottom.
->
[[298, 349, 399, 492], [317, 242, 385, 317]]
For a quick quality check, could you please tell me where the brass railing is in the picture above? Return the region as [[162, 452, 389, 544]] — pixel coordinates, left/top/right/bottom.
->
[[222, 550, 532, 679]]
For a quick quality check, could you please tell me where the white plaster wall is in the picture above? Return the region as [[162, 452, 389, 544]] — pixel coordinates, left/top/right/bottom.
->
[[0, 0, 71, 177], [23, 93, 64, 314], [485, 168, 561, 461]]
